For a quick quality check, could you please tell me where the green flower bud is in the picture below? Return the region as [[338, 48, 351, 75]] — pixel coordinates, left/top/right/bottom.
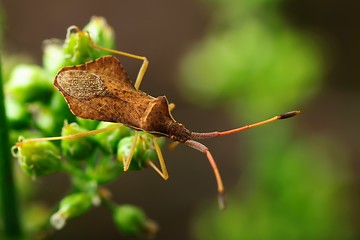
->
[[61, 122, 95, 160], [83, 16, 115, 57], [42, 40, 65, 76], [113, 204, 157, 237], [94, 122, 133, 154], [6, 64, 53, 103], [62, 16, 115, 66], [62, 29, 95, 66], [50, 193, 93, 230], [5, 96, 31, 128], [117, 133, 164, 171], [13, 140, 61, 177]]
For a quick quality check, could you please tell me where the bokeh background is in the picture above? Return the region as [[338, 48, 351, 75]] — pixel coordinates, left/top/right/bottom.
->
[[1, 0, 359, 239]]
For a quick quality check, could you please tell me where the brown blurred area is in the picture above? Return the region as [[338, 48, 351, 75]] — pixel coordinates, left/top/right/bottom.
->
[[1, 0, 359, 239]]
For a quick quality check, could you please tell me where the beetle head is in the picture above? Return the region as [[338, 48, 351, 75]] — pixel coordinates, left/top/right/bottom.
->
[[168, 122, 191, 143]]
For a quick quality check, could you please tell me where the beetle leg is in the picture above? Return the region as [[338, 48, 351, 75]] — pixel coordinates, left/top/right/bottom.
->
[[16, 124, 123, 147], [123, 131, 139, 171], [147, 138, 169, 180]]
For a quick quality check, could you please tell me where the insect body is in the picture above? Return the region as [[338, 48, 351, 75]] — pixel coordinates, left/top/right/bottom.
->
[[17, 30, 300, 210], [55, 56, 190, 142]]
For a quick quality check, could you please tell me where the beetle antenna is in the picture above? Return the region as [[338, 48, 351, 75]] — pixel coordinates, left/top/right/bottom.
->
[[185, 139, 226, 210], [191, 110, 300, 139]]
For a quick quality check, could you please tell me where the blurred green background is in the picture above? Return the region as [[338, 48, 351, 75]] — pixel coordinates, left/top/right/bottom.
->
[[1, 0, 359, 239]]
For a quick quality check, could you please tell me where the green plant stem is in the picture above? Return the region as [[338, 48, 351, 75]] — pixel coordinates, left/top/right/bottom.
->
[[0, 55, 22, 238]]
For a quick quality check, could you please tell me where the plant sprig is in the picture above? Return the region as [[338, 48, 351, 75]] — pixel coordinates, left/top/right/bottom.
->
[[9, 16, 158, 238]]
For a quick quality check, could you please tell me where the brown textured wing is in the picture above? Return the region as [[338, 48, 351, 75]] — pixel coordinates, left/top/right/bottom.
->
[[54, 56, 154, 128]]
